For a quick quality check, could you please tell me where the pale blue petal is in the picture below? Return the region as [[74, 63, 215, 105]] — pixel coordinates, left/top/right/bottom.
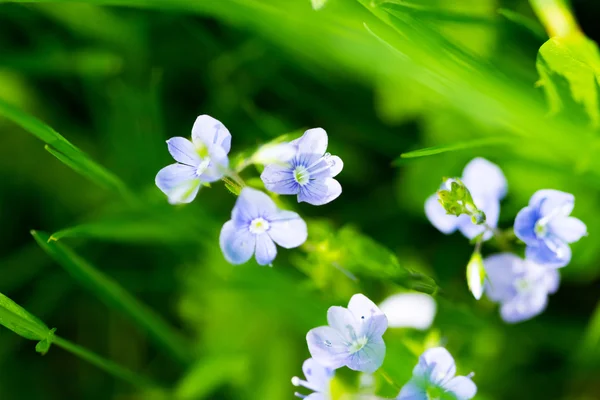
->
[[305, 394, 326, 400], [232, 188, 278, 224], [445, 376, 477, 400], [461, 157, 507, 200], [298, 178, 341, 206], [543, 268, 561, 294], [254, 234, 277, 265], [483, 253, 522, 303], [199, 145, 229, 183], [306, 326, 350, 370], [346, 335, 385, 373], [549, 216, 587, 243], [302, 358, 334, 393], [166, 137, 200, 166], [328, 155, 343, 177], [191, 114, 232, 153], [530, 189, 574, 218], [348, 293, 388, 337], [525, 239, 571, 268], [155, 163, 201, 204], [413, 347, 456, 385], [292, 128, 328, 156], [500, 289, 548, 323], [514, 205, 540, 245], [327, 306, 360, 342], [219, 220, 255, 265], [397, 379, 427, 400], [261, 164, 299, 195], [425, 194, 460, 234], [268, 211, 307, 249]]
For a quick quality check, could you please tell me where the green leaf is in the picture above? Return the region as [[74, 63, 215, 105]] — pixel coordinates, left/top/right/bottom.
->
[[396, 137, 511, 162], [35, 328, 56, 355], [175, 356, 248, 399], [0, 291, 50, 341], [0, 98, 129, 195], [537, 34, 600, 127], [31, 230, 193, 365]]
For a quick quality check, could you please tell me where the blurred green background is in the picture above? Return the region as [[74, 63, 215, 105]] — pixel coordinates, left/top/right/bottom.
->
[[1, 0, 600, 399]]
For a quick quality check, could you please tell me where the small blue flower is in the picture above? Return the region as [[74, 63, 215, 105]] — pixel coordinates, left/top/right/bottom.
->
[[397, 347, 476, 400], [261, 128, 343, 206], [306, 294, 388, 373], [425, 158, 507, 240], [484, 253, 560, 323], [291, 358, 334, 400], [156, 115, 232, 204], [514, 189, 587, 268], [219, 187, 307, 266]]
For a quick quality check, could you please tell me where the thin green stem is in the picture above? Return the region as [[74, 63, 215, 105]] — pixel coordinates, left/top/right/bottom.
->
[[378, 368, 401, 390], [53, 335, 163, 392], [529, 0, 581, 37]]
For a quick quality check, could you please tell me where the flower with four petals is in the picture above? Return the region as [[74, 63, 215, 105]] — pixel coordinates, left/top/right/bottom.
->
[[291, 358, 334, 400]]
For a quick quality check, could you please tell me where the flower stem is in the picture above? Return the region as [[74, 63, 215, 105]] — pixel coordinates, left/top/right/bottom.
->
[[378, 368, 401, 390], [52, 335, 163, 392]]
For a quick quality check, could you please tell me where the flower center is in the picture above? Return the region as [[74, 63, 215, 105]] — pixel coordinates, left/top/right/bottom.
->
[[293, 165, 310, 185], [349, 336, 368, 354], [534, 221, 548, 238], [196, 157, 211, 176], [514, 277, 531, 294], [249, 217, 270, 234]]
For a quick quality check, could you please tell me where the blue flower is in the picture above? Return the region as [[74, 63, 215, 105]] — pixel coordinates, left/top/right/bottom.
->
[[261, 128, 343, 206], [425, 158, 507, 240], [484, 253, 560, 323], [291, 358, 334, 400], [155, 115, 232, 204], [514, 189, 587, 268], [219, 187, 307, 266], [306, 294, 388, 373], [397, 347, 476, 400]]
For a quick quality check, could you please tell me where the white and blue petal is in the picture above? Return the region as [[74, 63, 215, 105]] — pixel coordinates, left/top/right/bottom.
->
[[219, 220, 256, 265], [549, 216, 587, 243], [483, 253, 522, 303], [327, 306, 361, 342], [301, 358, 334, 393], [254, 234, 277, 266], [530, 189, 574, 218], [499, 288, 548, 323], [413, 347, 456, 386], [348, 293, 388, 338], [445, 376, 477, 399], [327, 155, 343, 177], [292, 128, 328, 156], [232, 188, 278, 225], [397, 379, 427, 400], [166, 137, 200, 166], [191, 114, 232, 154], [155, 163, 201, 204], [514, 205, 540, 245], [198, 145, 229, 183], [261, 164, 299, 195], [306, 326, 351, 370], [461, 157, 507, 200], [268, 211, 307, 249], [424, 194, 460, 235], [298, 178, 341, 206], [526, 238, 571, 268], [346, 336, 385, 373]]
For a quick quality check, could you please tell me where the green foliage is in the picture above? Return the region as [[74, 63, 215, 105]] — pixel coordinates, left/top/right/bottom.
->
[[0, 291, 51, 342]]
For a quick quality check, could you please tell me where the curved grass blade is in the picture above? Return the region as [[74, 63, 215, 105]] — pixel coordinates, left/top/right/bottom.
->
[[0, 292, 50, 341], [395, 137, 512, 163], [31, 230, 193, 365]]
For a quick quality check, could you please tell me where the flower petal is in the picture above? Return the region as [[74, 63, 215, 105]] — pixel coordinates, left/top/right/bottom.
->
[[166, 137, 200, 166], [327, 306, 360, 342], [348, 294, 388, 337], [549, 216, 587, 243], [292, 128, 328, 156], [483, 253, 523, 303], [530, 189, 574, 218], [253, 143, 296, 165], [191, 114, 232, 153], [346, 336, 385, 373], [155, 163, 201, 204], [232, 188, 278, 224], [514, 205, 540, 245], [328, 155, 343, 177], [268, 211, 307, 249], [397, 379, 427, 400], [305, 394, 326, 400], [298, 178, 341, 206], [413, 347, 456, 385], [302, 358, 334, 393], [425, 194, 460, 234], [306, 326, 350, 370], [379, 293, 436, 330], [526, 238, 571, 268], [261, 164, 299, 195], [461, 157, 507, 200], [219, 220, 255, 265], [499, 289, 548, 323], [254, 234, 277, 266], [445, 376, 477, 399], [199, 145, 229, 183]]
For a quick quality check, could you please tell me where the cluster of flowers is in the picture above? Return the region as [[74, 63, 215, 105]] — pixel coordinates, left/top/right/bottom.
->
[[293, 294, 477, 400], [154, 115, 343, 266], [426, 158, 587, 323]]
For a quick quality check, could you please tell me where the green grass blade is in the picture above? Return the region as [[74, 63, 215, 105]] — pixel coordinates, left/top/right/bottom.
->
[[175, 356, 248, 399], [396, 137, 511, 161], [0, 292, 50, 341], [31, 230, 193, 365]]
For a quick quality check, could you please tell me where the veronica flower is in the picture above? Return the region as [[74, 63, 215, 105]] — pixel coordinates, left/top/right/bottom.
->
[[219, 187, 307, 266], [291, 358, 334, 400], [484, 253, 560, 323], [514, 189, 586, 268], [261, 128, 343, 206], [425, 158, 507, 240], [306, 294, 388, 373], [397, 347, 476, 400], [156, 115, 231, 204]]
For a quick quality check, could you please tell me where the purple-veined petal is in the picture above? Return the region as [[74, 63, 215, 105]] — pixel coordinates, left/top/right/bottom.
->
[[268, 211, 307, 249], [306, 326, 350, 370], [530, 189, 574, 218], [327, 306, 360, 342], [219, 220, 256, 264], [346, 335, 385, 373], [199, 145, 229, 183], [155, 163, 201, 204], [302, 358, 334, 393], [232, 188, 278, 224], [445, 376, 477, 399], [261, 164, 299, 195], [425, 194, 460, 234], [191, 114, 232, 154], [514, 205, 540, 245], [298, 178, 341, 206], [397, 379, 427, 400], [166, 137, 200, 166], [328, 155, 343, 177], [413, 347, 456, 385], [549, 216, 587, 243], [483, 253, 523, 303], [348, 294, 388, 338], [292, 128, 328, 156], [461, 157, 507, 200], [254, 234, 277, 266], [499, 288, 548, 323], [525, 238, 571, 268]]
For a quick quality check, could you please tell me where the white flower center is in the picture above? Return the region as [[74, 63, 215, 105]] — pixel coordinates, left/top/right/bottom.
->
[[196, 157, 211, 176], [349, 336, 368, 354], [514, 277, 531, 294], [249, 217, 270, 234], [293, 165, 310, 185]]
